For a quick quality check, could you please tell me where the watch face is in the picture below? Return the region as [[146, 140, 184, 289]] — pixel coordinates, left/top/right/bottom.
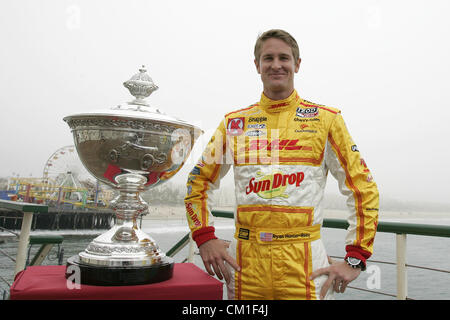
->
[[347, 257, 361, 265]]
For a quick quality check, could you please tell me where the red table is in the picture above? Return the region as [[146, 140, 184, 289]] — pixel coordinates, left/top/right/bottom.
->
[[10, 263, 223, 300]]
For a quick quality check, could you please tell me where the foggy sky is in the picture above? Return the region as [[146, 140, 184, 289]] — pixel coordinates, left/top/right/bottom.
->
[[1, 0, 449, 205]]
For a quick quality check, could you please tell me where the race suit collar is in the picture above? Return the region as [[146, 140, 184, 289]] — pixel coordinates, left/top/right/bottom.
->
[[259, 90, 301, 113]]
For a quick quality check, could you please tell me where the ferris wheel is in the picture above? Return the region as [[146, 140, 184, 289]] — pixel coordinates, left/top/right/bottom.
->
[[42, 145, 95, 188]]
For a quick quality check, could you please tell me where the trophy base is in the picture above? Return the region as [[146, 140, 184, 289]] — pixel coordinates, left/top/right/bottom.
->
[[65, 255, 174, 286]]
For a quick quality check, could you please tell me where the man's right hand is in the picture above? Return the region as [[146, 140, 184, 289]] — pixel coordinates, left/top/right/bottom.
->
[[198, 239, 240, 284]]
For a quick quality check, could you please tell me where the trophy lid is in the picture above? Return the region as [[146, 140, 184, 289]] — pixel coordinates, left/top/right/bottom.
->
[[63, 66, 199, 129]]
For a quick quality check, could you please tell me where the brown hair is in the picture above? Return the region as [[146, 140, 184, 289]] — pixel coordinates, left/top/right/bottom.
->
[[254, 29, 300, 62]]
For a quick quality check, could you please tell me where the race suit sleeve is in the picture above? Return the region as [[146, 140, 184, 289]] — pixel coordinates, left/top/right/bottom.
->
[[184, 119, 232, 247], [325, 112, 379, 266]]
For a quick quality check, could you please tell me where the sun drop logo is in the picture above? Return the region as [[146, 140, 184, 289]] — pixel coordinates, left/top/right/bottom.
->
[[245, 170, 305, 199], [185, 202, 202, 227]]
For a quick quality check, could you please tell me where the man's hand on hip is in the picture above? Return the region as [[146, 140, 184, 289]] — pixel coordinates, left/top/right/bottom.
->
[[310, 258, 361, 299], [198, 239, 240, 284]]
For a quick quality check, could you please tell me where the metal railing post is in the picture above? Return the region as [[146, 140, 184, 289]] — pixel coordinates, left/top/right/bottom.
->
[[396, 233, 408, 300], [14, 212, 34, 276]]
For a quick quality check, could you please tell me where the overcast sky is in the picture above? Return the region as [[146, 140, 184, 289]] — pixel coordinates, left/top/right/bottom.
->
[[1, 0, 449, 205]]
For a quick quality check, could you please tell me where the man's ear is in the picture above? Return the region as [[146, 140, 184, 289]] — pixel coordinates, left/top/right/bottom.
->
[[295, 58, 301, 73], [254, 59, 261, 74]]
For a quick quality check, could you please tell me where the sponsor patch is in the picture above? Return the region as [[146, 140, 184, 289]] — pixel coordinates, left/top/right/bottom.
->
[[238, 228, 250, 240], [296, 107, 319, 118], [248, 116, 267, 123], [247, 123, 266, 129], [351, 145, 359, 152], [269, 102, 289, 109], [242, 139, 311, 152], [190, 166, 201, 175], [360, 158, 370, 173], [227, 117, 245, 136], [295, 123, 317, 133], [294, 117, 320, 122], [245, 129, 266, 137], [245, 170, 305, 199], [295, 129, 317, 133], [185, 202, 201, 227], [187, 175, 196, 184]]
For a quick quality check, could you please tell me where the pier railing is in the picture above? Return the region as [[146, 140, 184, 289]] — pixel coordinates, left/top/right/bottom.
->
[[166, 209, 450, 300]]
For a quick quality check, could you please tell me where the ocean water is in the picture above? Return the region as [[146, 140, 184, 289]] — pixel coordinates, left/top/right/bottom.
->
[[1, 216, 449, 300]]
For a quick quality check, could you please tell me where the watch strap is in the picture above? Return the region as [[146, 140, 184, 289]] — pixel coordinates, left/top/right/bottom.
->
[[345, 256, 366, 271], [345, 245, 371, 270]]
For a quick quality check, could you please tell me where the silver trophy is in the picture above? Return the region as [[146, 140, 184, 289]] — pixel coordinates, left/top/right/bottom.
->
[[63, 66, 202, 285]]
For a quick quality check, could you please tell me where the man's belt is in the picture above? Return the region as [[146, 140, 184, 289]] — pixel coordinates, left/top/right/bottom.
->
[[234, 223, 321, 244]]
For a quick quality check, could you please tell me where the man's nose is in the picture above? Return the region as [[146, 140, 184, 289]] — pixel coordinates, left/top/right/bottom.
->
[[271, 58, 282, 69]]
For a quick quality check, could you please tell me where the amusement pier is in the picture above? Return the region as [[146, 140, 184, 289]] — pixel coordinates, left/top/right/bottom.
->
[[0, 145, 115, 231]]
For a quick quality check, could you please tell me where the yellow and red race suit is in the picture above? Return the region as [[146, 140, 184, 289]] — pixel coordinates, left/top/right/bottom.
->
[[184, 90, 379, 300]]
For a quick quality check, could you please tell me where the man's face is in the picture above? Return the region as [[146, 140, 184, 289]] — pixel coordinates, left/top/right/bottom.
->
[[255, 38, 301, 97]]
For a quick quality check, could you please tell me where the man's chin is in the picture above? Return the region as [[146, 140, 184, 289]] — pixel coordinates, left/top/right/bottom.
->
[[267, 83, 289, 92]]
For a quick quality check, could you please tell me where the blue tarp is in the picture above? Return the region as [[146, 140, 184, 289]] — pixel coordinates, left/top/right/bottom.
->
[[0, 190, 15, 200]]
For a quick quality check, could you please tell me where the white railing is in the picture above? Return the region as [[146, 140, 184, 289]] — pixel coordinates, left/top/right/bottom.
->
[[166, 210, 450, 300]]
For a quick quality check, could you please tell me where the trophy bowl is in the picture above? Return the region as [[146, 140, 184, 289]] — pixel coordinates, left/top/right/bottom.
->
[[63, 66, 202, 286]]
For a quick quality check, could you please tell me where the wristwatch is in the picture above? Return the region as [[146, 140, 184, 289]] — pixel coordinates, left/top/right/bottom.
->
[[345, 257, 366, 271]]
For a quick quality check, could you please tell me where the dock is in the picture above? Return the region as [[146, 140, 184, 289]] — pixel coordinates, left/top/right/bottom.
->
[[0, 207, 115, 231]]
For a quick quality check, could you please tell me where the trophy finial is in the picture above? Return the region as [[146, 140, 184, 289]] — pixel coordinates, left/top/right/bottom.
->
[[123, 65, 159, 104]]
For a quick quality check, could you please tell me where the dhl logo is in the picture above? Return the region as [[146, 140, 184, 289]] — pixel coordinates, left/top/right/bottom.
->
[[240, 139, 311, 152], [245, 171, 305, 199], [269, 102, 289, 109]]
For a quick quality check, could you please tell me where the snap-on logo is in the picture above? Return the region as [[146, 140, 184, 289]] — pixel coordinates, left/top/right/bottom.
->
[[296, 107, 318, 118], [245, 171, 305, 199], [227, 117, 245, 136]]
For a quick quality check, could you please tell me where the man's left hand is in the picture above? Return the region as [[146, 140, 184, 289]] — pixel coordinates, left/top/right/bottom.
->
[[310, 258, 361, 300]]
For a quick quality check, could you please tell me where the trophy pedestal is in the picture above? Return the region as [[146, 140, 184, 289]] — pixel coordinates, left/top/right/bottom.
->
[[64, 219, 175, 286], [66, 255, 174, 286]]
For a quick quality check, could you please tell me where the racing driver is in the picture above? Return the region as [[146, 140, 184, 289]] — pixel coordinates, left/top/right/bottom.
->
[[184, 29, 379, 300]]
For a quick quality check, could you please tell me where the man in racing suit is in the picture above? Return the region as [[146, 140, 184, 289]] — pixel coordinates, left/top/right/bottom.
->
[[184, 29, 379, 300]]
